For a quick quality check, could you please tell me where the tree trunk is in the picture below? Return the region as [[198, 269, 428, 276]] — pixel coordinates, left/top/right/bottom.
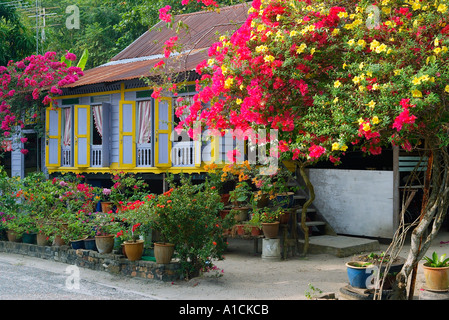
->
[[299, 163, 315, 256], [389, 148, 449, 300]]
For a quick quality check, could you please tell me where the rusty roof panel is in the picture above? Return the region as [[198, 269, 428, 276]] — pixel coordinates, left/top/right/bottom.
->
[[62, 3, 250, 89], [111, 3, 250, 61]]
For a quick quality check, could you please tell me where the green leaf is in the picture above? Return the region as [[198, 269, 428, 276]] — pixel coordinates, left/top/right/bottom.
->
[[76, 49, 89, 71]]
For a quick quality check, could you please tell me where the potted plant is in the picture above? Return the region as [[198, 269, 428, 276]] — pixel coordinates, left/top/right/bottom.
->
[[116, 223, 145, 261], [349, 252, 405, 289], [245, 212, 262, 236], [422, 252, 449, 291], [345, 261, 376, 289], [258, 208, 281, 239], [107, 172, 150, 212], [91, 212, 119, 254], [147, 174, 226, 278]]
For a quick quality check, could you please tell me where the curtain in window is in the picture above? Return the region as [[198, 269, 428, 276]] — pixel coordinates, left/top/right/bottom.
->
[[138, 100, 151, 144], [63, 107, 71, 146], [92, 105, 102, 137], [175, 95, 194, 121]]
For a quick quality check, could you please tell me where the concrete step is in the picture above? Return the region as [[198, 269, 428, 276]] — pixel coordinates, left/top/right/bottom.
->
[[297, 235, 380, 258]]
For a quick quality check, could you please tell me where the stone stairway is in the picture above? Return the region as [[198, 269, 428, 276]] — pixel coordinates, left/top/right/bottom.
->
[[280, 169, 380, 258]]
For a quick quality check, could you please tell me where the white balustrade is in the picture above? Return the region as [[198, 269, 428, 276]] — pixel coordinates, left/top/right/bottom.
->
[[91, 145, 102, 167], [62, 145, 72, 167], [137, 143, 152, 167], [172, 141, 194, 167]]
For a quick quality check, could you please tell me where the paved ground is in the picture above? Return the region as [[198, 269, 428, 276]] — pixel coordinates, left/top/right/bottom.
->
[[0, 230, 448, 303]]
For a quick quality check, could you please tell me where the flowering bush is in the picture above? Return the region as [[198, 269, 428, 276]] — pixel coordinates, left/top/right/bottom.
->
[[150, 174, 226, 279], [0, 52, 83, 154], [106, 172, 149, 207]]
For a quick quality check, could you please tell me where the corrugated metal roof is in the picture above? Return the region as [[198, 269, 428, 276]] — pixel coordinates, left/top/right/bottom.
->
[[63, 2, 250, 89]]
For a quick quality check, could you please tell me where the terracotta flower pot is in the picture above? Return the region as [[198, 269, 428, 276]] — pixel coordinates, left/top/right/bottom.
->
[[154, 242, 175, 264], [233, 207, 249, 222], [123, 240, 144, 261], [6, 230, 20, 242], [95, 235, 115, 254], [36, 233, 49, 246], [422, 264, 449, 291], [53, 235, 66, 246], [101, 201, 113, 213], [262, 222, 280, 239]]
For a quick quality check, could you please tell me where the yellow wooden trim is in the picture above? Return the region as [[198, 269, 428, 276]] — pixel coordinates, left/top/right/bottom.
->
[[74, 105, 91, 168], [119, 101, 136, 168], [120, 83, 125, 101], [45, 103, 61, 167], [47, 166, 210, 175], [154, 97, 172, 168], [55, 90, 122, 100]]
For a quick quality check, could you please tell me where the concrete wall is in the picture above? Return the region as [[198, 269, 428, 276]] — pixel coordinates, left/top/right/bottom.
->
[[308, 168, 394, 239]]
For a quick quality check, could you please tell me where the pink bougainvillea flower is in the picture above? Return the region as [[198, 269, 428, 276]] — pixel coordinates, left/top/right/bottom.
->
[[159, 5, 172, 23]]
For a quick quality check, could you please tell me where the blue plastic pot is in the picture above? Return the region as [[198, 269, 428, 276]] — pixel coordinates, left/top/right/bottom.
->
[[346, 262, 375, 289]]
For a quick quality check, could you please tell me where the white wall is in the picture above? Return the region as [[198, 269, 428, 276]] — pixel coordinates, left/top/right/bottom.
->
[[308, 168, 394, 239]]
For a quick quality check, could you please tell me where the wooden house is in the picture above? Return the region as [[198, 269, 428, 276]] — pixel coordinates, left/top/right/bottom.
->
[[43, 2, 251, 191]]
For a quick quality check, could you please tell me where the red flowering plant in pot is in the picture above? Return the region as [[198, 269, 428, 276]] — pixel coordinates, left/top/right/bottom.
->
[[116, 223, 145, 261], [149, 173, 226, 279]]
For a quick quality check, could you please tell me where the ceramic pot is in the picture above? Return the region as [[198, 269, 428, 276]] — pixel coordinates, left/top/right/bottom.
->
[[95, 235, 115, 254], [233, 207, 249, 222], [101, 201, 113, 213], [22, 232, 37, 244], [250, 226, 261, 236], [6, 230, 20, 242], [275, 192, 295, 208], [262, 221, 280, 239], [279, 211, 291, 224], [346, 261, 375, 289], [36, 233, 49, 246], [84, 238, 97, 251], [70, 238, 86, 250], [53, 235, 66, 246], [422, 264, 449, 291], [154, 242, 175, 264], [123, 240, 144, 261]]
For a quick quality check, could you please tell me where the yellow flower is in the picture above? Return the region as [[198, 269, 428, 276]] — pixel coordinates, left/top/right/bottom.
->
[[224, 77, 234, 89], [372, 116, 380, 124], [435, 38, 440, 47], [236, 98, 242, 105], [357, 39, 366, 47], [264, 55, 275, 63], [412, 89, 422, 97], [372, 83, 379, 90], [434, 47, 442, 55], [370, 40, 380, 50], [362, 122, 371, 132], [367, 100, 376, 109], [347, 39, 355, 46], [255, 45, 268, 53], [412, 77, 421, 85], [221, 65, 228, 75], [338, 11, 348, 18], [334, 80, 342, 88], [445, 85, 449, 93], [352, 76, 360, 84], [437, 4, 448, 13], [340, 145, 348, 152], [332, 142, 340, 151], [358, 118, 364, 125], [375, 43, 387, 53], [333, 97, 339, 103], [296, 43, 307, 54], [343, 63, 348, 69], [290, 30, 297, 37], [394, 69, 402, 76]]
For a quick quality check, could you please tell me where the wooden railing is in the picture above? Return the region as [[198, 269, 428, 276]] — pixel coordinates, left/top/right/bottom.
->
[[91, 145, 102, 167], [172, 141, 194, 167], [137, 143, 152, 167], [61, 145, 72, 167]]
